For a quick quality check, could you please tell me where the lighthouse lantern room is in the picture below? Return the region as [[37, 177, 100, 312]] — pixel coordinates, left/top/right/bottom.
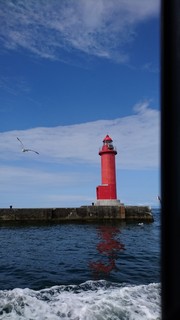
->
[[95, 135, 121, 206]]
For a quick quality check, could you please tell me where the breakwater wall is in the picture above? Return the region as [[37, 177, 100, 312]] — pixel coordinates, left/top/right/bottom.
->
[[0, 205, 153, 223]]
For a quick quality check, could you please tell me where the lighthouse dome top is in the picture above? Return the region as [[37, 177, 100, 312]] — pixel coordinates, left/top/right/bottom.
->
[[99, 134, 117, 156], [103, 134, 113, 142]]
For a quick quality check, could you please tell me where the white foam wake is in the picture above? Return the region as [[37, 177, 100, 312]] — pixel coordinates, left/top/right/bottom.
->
[[0, 281, 161, 320]]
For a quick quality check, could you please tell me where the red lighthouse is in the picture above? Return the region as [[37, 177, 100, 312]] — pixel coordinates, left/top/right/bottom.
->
[[96, 135, 120, 206]]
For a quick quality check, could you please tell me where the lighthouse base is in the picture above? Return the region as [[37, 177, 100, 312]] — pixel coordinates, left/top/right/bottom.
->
[[95, 199, 121, 206]]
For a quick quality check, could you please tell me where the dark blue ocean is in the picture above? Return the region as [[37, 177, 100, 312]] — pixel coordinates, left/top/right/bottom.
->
[[0, 208, 161, 319]]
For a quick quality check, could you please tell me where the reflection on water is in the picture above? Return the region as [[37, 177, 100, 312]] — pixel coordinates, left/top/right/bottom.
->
[[89, 226, 125, 277]]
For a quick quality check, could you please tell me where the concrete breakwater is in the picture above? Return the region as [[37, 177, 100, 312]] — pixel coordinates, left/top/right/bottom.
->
[[0, 205, 154, 223]]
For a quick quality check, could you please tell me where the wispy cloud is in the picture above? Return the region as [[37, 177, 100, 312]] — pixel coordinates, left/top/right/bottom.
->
[[0, 0, 160, 62], [0, 75, 30, 95], [0, 101, 160, 169]]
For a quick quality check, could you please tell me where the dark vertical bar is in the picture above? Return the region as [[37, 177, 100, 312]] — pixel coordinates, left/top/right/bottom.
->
[[161, 0, 180, 318]]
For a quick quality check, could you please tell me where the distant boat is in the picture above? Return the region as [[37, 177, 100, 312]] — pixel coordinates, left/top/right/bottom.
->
[[157, 195, 161, 204]]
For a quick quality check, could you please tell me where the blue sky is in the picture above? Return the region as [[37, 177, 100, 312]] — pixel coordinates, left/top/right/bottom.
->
[[0, 0, 160, 208]]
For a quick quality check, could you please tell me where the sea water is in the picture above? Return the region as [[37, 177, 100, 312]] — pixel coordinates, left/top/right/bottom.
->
[[0, 208, 161, 319]]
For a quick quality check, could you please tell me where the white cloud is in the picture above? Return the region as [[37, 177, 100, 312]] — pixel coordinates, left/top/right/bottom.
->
[[0, 101, 160, 169], [0, 0, 160, 62]]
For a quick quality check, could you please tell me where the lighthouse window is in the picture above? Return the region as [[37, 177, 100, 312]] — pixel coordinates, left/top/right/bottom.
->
[[108, 143, 113, 149]]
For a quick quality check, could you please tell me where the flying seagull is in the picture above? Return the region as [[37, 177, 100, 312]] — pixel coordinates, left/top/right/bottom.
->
[[17, 137, 39, 155]]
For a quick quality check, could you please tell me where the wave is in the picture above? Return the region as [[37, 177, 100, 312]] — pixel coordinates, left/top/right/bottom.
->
[[0, 280, 161, 320]]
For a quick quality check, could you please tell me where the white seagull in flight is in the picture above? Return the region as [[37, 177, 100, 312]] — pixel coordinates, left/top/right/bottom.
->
[[17, 137, 39, 155]]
